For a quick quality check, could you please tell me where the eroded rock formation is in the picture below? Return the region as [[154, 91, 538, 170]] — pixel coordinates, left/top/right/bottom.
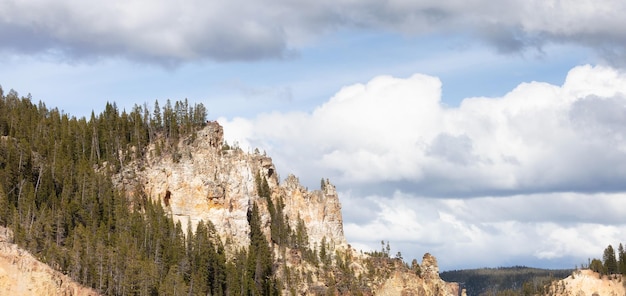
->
[[376, 253, 459, 296], [111, 121, 459, 295], [114, 121, 346, 252], [544, 269, 625, 296]]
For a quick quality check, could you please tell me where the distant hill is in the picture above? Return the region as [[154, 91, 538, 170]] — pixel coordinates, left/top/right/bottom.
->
[[440, 266, 572, 296]]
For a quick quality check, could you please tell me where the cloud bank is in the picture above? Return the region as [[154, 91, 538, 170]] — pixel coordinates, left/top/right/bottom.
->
[[2, 1, 626, 63], [342, 192, 626, 270], [223, 65, 626, 197], [220, 65, 626, 269]]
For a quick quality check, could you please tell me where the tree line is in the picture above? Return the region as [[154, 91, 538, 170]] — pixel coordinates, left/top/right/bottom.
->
[[585, 243, 626, 276]]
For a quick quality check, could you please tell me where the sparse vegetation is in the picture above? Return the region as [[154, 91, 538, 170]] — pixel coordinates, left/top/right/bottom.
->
[[585, 243, 626, 276]]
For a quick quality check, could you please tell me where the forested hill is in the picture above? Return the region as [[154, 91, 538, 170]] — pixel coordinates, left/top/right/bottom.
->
[[440, 266, 572, 296], [0, 86, 248, 295]]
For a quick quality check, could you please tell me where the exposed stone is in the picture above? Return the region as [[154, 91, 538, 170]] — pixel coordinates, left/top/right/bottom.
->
[[421, 253, 439, 280], [281, 174, 346, 248], [111, 122, 458, 294], [0, 227, 99, 296], [376, 254, 459, 296], [544, 269, 625, 296], [114, 123, 347, 252]]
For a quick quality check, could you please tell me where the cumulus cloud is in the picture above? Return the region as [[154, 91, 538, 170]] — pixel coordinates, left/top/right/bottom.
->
[[222, 64, 626, 197], [2, 0, 626, 63]]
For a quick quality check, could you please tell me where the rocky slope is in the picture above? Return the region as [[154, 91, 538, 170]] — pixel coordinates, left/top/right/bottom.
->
[[0, 227, 99, 296], [543, 269, 625, 296], [110, 121, 458, 295]]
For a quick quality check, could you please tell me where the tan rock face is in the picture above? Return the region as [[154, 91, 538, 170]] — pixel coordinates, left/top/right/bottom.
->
[[421, 253, 440, 280], [376, 255, 459, 296], [281, 175, 346, 248], [0, 227, 99, 296], [545, 269, 626, 296], [115, 122, 346, 251]]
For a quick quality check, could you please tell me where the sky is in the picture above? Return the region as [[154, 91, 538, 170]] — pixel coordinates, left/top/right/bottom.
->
[[2, 0, 626, 271]]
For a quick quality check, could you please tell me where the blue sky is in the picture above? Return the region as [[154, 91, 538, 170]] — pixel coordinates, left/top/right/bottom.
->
[[1, 30, 591, 118], [2, 0, 626, 271]]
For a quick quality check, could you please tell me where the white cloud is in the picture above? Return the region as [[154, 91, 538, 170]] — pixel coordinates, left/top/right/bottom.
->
[[223, 64, 626, 197], [2, 1, 626, 63], [221, 64, 626, 269], [342, 192, 626, 270]]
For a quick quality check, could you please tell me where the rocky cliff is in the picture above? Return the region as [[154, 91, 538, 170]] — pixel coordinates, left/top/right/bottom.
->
[[114, 121, 346, 252], [111, 121, 458, 295], [543, 269, 625, 296], [0, 227, 99, 296]]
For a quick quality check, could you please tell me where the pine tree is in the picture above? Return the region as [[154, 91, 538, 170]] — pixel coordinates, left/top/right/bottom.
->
[[0, 182, 8, 226], [295, 214, 309, 249], [160, 265, 188, 295], [619, 243, 626, 275], [603, 244, 618, 274], [247, 202, 275, 295]]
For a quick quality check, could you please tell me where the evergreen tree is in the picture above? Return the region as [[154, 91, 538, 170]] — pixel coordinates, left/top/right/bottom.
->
[[619, 243, 626, 275], [0, 182, 8, 226], [603, 244, 618, 274], [590, 258, 604, 274], [602, 245, 617, 274], [193, 103, 207, 126], [295, 214, 309, 249], [247, 202, 276, 295], [159, 265, 188, 295]]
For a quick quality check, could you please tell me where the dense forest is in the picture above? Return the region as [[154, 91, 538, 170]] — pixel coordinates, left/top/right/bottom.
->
[[0, 85, 310, 295]]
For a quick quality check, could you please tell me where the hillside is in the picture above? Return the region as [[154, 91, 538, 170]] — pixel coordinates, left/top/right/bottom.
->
[[0, 226, 99, 296], [0, 90, 460, 294], [440, 266, 572, 296], [543, 269, 626, 296]]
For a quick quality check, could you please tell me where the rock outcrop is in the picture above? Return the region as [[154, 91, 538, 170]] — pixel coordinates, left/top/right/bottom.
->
[[113, 121, 459, 295], [544, 269, 625, 296], [0, 227, 99, 296], [114, 121, 346, 251], [376, 253, 460, 296]]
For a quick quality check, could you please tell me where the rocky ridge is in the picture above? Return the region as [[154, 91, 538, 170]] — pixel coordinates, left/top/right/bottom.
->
[[377, 254, 461, 296], [111, 121, 459, 295], [114, 121, 346, 251], [0, 227, 99, 296]]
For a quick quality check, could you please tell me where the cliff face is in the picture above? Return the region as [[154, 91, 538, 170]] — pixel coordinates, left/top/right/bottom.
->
[[544, 269, 625, 296], [114, 121, 346, 251], [113, 121, 458, 294], [0, 227, 99, 296]]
